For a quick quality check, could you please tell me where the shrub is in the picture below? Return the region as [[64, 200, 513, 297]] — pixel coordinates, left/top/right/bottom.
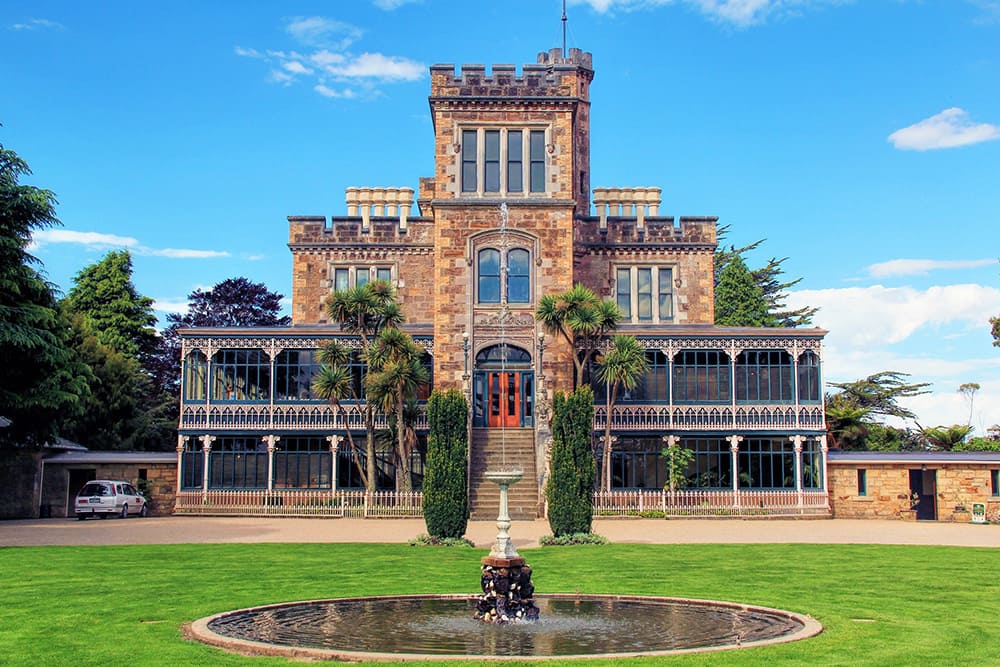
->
[[539, 532, 608, 546], [408, 533, 475, 547], [423, 389, 469, 539], [545, 387, 596, 537]]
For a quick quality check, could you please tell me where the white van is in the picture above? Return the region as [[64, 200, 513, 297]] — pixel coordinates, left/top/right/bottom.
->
[[74, 480, 147, 520]]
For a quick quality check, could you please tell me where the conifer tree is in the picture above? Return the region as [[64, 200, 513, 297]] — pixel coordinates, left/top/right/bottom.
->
[[423, 389, 469, 539], [545, 386, 596, 536], [714, 255, 775, 327], [0, 145, 88, 447]]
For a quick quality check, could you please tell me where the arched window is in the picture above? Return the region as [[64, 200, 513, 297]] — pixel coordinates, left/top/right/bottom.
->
[[672, 350, 731, 403], [476, 247, 532, 304], [478, 248, 501, 303], [797, 350, 821, 402], [507, 248, 530, 303], [183, 351, 207, 401], [735, 350, 793, 403], [476, 344, 532, 368]]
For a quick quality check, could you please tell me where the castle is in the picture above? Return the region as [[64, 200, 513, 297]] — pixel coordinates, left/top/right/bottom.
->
[[175, 47, 829, 519]]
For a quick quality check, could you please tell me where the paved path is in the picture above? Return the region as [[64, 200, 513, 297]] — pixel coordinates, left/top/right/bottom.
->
[[1, 516, 997, 548]]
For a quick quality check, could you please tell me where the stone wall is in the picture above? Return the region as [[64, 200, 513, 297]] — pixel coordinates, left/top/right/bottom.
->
[[574, 216, 717, 325], [41, 462, 177, 518], [289, 216, 435, 325], [0, 450, 41, 519], [829, 461, 1000, 522]]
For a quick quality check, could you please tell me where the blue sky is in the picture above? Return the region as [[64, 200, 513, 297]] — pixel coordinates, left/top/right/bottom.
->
[[3, 0, 999, 432]]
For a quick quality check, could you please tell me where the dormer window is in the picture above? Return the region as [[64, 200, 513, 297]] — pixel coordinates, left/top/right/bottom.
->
[[461, 128, 547, 195]]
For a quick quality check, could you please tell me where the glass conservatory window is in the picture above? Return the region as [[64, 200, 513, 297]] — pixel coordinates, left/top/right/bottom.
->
[[274, 349, 323, 401], [672, 350, 731, 403], [738, 438, 795, 489], [273, 437, 332, 489], [797, 350, 821, 402], [735, 350, 793, 403], [183, 351, 207, 401], [209, 436, 268, 489], [211, 349, 270, 402]]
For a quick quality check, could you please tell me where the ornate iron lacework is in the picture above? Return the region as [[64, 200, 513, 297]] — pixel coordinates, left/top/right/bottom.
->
[[182, 334, 434, 357]]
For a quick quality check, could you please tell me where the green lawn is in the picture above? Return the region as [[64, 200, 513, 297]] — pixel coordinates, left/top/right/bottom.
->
[[0, 542, 997, 665]]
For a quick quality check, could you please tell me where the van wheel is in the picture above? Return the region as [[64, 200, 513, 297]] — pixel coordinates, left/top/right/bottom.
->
[[76, 513, 87, 521], [120, 505, 128, 519], [139, 504, 148, 518]]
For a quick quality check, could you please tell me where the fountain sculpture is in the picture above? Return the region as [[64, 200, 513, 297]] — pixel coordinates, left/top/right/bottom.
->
[[474, 470, 539, 623]]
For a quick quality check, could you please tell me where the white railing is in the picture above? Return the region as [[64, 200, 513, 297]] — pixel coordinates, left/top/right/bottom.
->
[[592, 404, 826, 432], [177, 403, 429, 432], [593, 489, 830, 517], [174, 489, 423, 518]]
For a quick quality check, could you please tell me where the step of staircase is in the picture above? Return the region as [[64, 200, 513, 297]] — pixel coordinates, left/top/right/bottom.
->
[[469, 428, 540, 520]]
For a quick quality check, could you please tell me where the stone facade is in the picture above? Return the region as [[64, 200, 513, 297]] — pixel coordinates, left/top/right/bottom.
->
[[828, 453, 1000, 522], [40, 453, 177, 518], [177, 45, 830, 519]]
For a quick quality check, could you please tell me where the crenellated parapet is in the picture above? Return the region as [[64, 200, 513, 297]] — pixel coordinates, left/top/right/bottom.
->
[[430, 48, 593, 101], [345, 187, 416, 232], [576, 215, 717, 247]]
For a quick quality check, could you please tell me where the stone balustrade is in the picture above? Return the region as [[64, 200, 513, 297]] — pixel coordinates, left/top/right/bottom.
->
[[345, 186, 416, 232], [592, 186, 662, 232]]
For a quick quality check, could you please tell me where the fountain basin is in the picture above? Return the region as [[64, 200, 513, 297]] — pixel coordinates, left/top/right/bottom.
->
[[189, 593, 822, 661]]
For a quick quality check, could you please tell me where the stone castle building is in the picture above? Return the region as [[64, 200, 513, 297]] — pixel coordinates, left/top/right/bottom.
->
[[175, 47, 832, 519]]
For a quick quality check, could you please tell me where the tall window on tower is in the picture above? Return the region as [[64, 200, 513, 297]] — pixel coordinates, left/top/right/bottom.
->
[[461, 127, 547, 195], [615, 265, 675, 323], [477, 247, 532, 304]]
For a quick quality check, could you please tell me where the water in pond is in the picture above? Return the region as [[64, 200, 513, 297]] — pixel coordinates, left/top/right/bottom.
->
[[204, 594, 812, 658]]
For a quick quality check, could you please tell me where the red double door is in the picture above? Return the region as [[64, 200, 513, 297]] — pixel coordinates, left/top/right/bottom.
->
[[486, 371, 521, 427]]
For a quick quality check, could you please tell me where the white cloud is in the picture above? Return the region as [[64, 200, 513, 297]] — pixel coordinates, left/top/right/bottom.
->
[[372, 0, 421, 9], [868, 258, 998, 278], [888, 107, 1000, 151], [282, 60, 313, 75], [788, 283, 1000, 347], [152, 299, 190, 315], [9, 18, 64, 31], [787, 283, 1000, 433], [237, 17, 426, 99], [569, 0, 837, 27], [314, 84, 357, 99], [286, 16, 363, 50], [31, 229, 229, 259], [322, 52, 424, 81], [32, 229, 140, 248]]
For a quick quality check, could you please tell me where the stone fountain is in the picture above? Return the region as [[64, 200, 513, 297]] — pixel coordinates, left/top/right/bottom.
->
[[474, 469, 539, 623]]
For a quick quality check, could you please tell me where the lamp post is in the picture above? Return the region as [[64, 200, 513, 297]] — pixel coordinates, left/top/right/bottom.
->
[[536, 330, 547, 421]]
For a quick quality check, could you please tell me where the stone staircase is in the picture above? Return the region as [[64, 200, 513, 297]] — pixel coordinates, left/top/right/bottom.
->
[[469, 428, 540, 520]]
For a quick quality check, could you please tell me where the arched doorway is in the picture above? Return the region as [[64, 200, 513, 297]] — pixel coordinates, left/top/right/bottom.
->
[[472, 344, 534, 428]]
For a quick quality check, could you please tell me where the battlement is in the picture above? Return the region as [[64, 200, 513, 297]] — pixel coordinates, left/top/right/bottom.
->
[[344, 186, 416, 233], [429, 48, 593, 99], [574, 210, 719, 250]]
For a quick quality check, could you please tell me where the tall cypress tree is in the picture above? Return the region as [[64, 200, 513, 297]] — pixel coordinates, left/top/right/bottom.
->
[[545, 386, 596, 536], [423, 389, 469, 539]]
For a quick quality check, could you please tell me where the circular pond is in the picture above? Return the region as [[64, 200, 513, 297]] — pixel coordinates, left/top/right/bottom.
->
[[190, 594, 822, 661]]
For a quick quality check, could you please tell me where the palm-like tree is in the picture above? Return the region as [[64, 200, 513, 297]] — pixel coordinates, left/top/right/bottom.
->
[[323, 280, 405, 492], [313, 341, 368, 490], [595, 335, 649, 491], [536, 283, 621, 387], [919, 424, 973, 451], [365, 327, 430, 493]]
